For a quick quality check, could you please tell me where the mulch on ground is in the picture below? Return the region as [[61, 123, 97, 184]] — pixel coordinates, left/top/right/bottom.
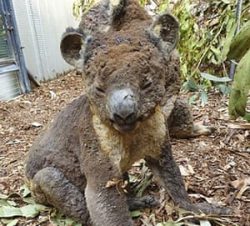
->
[[0, 72, 249, 225]]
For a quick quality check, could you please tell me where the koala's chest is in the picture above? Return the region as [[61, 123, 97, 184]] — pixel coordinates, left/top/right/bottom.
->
[[92, 107, 167, 172]]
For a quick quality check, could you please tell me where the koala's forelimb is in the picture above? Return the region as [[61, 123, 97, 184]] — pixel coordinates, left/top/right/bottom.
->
[[82, 152, 133, 226], [146, 144, 231, 215], [145, 143, 199, 212]]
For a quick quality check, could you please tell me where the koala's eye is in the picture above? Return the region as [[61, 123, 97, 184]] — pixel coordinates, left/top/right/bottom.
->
[[95, 87, 105, 95], [141, 80, 152, 90]]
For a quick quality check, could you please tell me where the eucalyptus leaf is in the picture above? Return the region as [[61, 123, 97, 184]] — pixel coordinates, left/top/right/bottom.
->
[[183, 79, 198, 92], [200, 90, 208, 106], [1, 219, 19, 226], [7, 219, 19, 226], [7, 200, 17, 207], [0, 194, 8, 200], [0, 206, 22, 218], [51, 214, 81, 226], [216, 84, 231, 95], [0, 200, 8, 206], [0, 204, 47, 218], [130, 210, 142, 218], [201, 73, 232, 82], [22, 197, 36, 204], [20, 204, 46, 218], [20, 184, 31, 198]]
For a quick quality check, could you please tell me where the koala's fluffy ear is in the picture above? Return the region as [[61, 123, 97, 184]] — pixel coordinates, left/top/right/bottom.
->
[[148, 13, 179, 57], [60, 30, 91, 69]]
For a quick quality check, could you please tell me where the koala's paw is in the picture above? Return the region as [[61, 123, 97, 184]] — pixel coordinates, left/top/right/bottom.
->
[[127, 195, 159, 211], [192, 124, 216, 137]]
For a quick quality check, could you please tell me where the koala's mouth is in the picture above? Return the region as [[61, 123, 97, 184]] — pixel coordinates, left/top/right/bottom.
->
[[112, 121, 138, 133]]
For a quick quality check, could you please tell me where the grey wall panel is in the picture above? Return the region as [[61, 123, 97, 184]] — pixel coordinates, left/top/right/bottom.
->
[[0, 71, 21, 100], [12, 0, 78, 81]]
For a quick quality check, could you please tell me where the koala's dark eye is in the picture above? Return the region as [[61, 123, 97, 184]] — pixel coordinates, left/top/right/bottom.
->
[[141, 80, 152, 90], [95, 87, 105, 95]]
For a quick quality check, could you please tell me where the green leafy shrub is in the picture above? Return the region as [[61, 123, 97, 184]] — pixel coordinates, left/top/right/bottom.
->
[[226, 21, 250, 121]]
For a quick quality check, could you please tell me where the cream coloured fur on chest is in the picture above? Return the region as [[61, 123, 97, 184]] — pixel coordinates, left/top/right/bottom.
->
[[92, 106, 167, 172]]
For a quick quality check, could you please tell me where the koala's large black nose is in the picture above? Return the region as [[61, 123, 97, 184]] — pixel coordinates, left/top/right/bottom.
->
[[108, 88, 138, 126]]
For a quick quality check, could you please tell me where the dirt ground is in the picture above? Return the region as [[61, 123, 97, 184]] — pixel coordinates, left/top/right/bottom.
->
[[0, 72, 249, 226]]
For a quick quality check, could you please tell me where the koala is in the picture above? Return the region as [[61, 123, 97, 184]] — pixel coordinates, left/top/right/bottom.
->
[[25, 0, 229, 225]]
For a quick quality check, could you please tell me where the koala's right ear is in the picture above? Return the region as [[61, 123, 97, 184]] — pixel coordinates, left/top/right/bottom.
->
[[147, 13, 179, 58], [60, 30, 91, 69]]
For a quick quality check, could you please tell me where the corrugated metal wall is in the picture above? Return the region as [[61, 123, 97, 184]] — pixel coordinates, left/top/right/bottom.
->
[[12, 0, 78, 81]]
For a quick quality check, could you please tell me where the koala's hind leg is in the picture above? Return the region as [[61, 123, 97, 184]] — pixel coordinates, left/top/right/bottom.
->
[[30, 167, 90, 224], [168, 99, 215, 138]]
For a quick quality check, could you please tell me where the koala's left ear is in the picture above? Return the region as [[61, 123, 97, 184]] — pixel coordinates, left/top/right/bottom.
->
[[60, 30, 91, 69], [148, 13, 179, 57]]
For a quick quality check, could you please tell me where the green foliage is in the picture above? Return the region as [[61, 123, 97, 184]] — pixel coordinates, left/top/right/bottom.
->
[[0, 186, 81, 226], [73, 0, 95, 18], [228, 22, 250, 121], [227, 20, 250, 61]]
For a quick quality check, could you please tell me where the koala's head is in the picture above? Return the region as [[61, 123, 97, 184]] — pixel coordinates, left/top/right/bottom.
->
[[60, 0, 179, 133]]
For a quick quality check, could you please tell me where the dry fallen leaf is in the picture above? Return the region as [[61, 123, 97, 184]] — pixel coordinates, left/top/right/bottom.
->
[[105, 178, 123, 188], [179, 164, 195, 176], [231, 177, 250, 199], [189, 193, 218, 205]]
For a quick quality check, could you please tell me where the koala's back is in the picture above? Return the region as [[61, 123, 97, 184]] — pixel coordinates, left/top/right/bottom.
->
[[25, 95, 91, 191]]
